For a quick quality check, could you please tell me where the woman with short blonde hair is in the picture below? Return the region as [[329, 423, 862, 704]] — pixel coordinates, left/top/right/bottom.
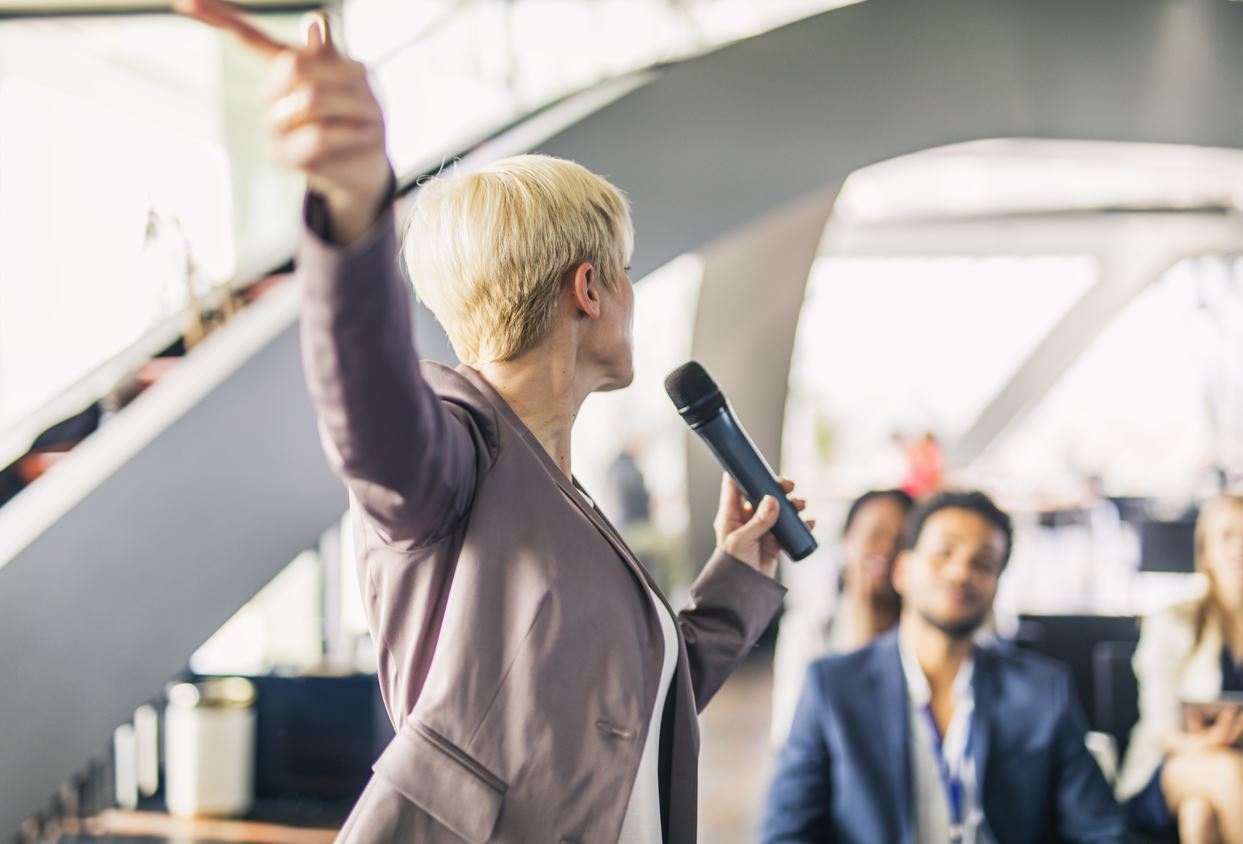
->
[[180, 2, 806, 842], [1118, 495, 1243, 844], [405, 155, 635, 365]]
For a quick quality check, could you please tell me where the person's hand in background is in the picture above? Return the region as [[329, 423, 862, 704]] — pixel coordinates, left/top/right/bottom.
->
[[1161, 706, 1243, 755]]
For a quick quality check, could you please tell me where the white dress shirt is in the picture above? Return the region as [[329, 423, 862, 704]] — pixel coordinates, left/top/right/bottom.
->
[[577, 484, 679, 844], [898, 636, 994, 844], [617, 580, 678, 844]]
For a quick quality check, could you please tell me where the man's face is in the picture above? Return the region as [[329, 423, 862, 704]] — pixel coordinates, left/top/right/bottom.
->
[[893, 508, 1007, 638]]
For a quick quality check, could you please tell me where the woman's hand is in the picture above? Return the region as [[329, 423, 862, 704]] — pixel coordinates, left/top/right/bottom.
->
[[714, 473, 812, 579], [1163, 706, 1243, 755], [175, 0, 391, 246]]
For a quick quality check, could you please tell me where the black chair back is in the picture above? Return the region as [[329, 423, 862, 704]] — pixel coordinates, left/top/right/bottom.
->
[[1092, 639, 1140, 759], [1014, 615, 1140, 750]]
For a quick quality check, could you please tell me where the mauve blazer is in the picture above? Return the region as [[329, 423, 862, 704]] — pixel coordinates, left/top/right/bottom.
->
[[296, 200, 787, 844]]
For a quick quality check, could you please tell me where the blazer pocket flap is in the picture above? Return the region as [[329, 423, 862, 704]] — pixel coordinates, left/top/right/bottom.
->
[[373, 722, 506, 844]]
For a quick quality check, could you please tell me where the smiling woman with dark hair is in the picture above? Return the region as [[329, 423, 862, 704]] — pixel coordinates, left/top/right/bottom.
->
[[771, 488, 913, 746]]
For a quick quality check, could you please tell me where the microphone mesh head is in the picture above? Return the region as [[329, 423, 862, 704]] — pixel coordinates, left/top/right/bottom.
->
[[665, 361, 719, 410]]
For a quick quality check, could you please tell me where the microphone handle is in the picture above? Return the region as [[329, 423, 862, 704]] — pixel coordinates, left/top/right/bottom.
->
[[691, 403, 818, 561]]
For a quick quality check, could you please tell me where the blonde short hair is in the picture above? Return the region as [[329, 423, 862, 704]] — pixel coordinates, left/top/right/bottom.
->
[[403, 155, 634, 365]]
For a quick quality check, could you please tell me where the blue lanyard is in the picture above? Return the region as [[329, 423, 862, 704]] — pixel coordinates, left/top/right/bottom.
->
[[923, 705, 974, 841]]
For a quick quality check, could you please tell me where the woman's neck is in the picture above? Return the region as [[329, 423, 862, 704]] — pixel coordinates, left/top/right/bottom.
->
[[475, 343, 591, 479]]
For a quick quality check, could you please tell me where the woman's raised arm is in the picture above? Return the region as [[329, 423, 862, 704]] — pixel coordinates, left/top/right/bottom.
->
[[178, 0, 478, 545]]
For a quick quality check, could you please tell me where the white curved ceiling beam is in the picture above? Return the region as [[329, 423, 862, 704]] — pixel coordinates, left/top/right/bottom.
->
[[948, 212, 1243, 466]]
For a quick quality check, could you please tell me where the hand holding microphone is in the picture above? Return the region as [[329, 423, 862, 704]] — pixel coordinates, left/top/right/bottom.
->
[[175, 0, 391, 246], [714, 474, 810, 578], [666, 362, 818, 572]]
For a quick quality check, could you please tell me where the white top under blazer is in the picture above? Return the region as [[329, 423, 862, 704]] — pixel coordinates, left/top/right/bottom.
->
[[1116, 601, 1224, 799]]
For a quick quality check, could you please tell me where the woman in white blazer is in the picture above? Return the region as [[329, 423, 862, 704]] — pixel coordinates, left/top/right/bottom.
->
[[1117, 495, 1243, 844]]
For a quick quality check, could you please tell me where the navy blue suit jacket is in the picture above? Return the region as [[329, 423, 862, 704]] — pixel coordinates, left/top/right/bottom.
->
[[760, 631, 1125, 844]]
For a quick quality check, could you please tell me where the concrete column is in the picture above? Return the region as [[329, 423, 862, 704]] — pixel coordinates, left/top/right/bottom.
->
[[685, 185, 839, 570]]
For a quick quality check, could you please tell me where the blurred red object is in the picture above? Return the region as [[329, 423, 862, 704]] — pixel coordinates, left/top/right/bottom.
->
[[900, 432, 944, 499], [136, 357, 180, 386], [16, 450, 71, 484], [241, 273, 291, 304]]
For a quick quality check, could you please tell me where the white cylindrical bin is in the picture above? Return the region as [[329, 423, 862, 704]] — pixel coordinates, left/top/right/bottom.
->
[[134, 704, 160, 798], [164, 677, 256, 818], [113, 723, 138, 811]]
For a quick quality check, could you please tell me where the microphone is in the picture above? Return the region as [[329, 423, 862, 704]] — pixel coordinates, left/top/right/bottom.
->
[[665, 361, 817, 561]]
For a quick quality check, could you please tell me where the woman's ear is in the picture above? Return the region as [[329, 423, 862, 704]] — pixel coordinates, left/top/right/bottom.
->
[[568, 262, 601, 320]]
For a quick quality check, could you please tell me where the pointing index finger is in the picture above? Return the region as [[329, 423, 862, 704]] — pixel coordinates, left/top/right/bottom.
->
[[174, 0, 289, 59], [300, 10, 332, 50]]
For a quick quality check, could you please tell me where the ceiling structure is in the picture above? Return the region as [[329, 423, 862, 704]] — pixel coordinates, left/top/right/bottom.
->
[[0, 0, 314, 18]]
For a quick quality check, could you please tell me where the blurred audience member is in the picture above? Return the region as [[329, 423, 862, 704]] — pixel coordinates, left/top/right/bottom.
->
[[1117, 495, 1243, 844], [771, 489, 913, 745], [601, 441, 652, 530], [599, 440, 685, 589], [898, 431, 945, 498], [762, 491, 1124, 844]]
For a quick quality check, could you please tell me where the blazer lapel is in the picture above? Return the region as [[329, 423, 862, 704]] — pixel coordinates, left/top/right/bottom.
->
[[455, 365, 671, 609], [567, 477, 668, 595], [874, 634, 914, 844]]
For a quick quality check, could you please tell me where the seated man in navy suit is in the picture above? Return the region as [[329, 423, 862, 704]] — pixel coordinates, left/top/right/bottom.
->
[[761, 491, 1124, 844]]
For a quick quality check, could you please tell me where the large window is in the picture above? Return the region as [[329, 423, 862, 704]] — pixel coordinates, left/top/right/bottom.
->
[[781, 139, 1243, 619], [783, 254, 1095, 497], [0, 17, 244, 429]]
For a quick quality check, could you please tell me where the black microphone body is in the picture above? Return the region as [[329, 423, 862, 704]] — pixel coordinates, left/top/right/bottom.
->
[[666, 363, 818, 562]]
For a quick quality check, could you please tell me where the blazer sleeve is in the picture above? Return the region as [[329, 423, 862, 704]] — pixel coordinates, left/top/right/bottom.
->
[[676, 550, 786, 711], [297, 193, 477, 547], [1049, 666, 1127, 844], [760, 663, 836, 844]]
